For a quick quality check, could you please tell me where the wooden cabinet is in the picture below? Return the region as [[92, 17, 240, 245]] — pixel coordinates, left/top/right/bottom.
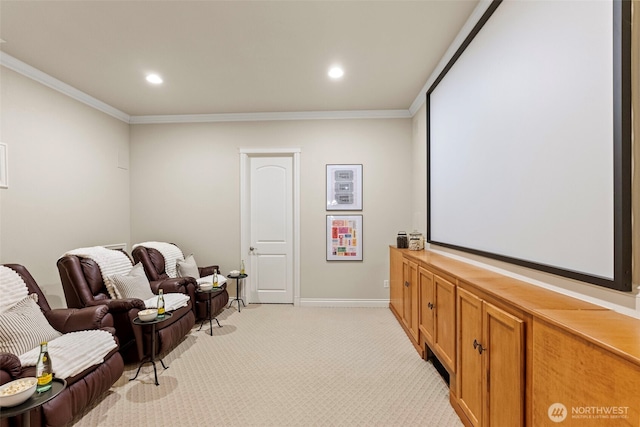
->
[[456, 287, 524, 427], [389, 247, 404, 318], [402, 257, 419, 343], [419, 267, 435, 344], [389, 247, 640, 427], [389, 247, 421, 354], [532, 311, 640, 426], [419, 267, 456, 373]]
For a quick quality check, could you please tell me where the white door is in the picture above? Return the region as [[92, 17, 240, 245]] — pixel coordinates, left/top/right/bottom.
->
[[244, 154, 296, 304]]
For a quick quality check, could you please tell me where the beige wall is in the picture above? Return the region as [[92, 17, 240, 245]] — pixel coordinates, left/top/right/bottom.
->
[[0, 68, 130, 308], [130, 119, 413, 302], [411, 4, 640, 316], [1, 3, 635, 310]]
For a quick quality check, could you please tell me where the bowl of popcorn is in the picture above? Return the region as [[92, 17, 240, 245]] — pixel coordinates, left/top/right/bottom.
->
[[199, 283, 213, 291], [0, 377, 37, 407], [138, 308, 158, 322]]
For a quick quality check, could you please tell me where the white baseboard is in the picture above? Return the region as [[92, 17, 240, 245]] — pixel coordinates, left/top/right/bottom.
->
[[299, 298, 389, 308]]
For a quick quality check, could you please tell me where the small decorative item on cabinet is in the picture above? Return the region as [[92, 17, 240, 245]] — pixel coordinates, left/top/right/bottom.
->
[[409, 231, 424, 251], [397, 232, 408, 249]]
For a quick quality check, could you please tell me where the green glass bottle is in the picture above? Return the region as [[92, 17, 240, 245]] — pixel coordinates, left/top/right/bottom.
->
[[36, 341, 53, 392], [157, 289, 165, 319]]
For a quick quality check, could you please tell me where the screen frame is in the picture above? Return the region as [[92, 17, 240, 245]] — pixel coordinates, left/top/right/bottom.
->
[[426, 0, 632, 291]]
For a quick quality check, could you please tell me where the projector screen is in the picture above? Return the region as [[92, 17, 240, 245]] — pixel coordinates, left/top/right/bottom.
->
[[427, 0, 631, 291]]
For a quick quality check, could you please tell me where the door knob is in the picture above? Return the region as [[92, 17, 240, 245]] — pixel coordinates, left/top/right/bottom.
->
[[250, 247, 255, 251]]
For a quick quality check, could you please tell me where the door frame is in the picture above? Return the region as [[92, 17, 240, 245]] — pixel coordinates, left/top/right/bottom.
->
[[240, 148, 301, 306]]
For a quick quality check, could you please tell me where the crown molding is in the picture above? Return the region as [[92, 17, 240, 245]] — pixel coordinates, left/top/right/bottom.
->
[[129, 109, 411, 124], [2, 51, 411, 124], [0, 52, 131, 123], [408, 0, 494, 117]]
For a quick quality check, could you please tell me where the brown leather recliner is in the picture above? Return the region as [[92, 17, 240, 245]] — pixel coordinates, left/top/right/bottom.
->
[[132, 245, 229, 321], [56, 251, 195, 364], [0, 264, 124, 427]]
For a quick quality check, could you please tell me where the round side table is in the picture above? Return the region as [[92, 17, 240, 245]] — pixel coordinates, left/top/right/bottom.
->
[[196, 287, 224, 335], [0, 378, 66, 425], [130, 312, 172, 386], [227, 274, 247, 312]]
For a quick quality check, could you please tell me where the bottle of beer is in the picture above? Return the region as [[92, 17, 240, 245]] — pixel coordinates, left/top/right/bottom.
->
[[36, 341, 53, 392], [157, 289, 165, 319], [241, 260, 245, 275], [213, 269, 219, 287]]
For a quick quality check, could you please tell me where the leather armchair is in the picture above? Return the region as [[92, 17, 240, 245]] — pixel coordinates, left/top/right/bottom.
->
[[132, 245, 229, 320], [57, 251, 195, 364], [0, 264, 124, 427]]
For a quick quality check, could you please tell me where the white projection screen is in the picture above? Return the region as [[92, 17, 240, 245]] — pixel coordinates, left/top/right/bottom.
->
[[427, 0, 631, 291]]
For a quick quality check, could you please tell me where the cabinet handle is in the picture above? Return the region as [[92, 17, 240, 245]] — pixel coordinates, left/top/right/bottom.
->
[[427, 302, 434, 310], [405, 281, 410, 287], [473, 339, 486, 354]]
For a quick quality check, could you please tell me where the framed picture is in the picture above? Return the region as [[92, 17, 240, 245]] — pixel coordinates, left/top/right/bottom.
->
[[0, 143, 7, 189], [326, 215, 363, 261], [326, 164, 362, 211]]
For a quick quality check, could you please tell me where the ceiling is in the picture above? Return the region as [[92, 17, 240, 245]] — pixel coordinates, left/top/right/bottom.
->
[[0, 1, 479, 117]]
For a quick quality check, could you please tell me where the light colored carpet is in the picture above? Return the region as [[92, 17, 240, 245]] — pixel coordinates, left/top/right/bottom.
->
[[71, 305, 462, 426]]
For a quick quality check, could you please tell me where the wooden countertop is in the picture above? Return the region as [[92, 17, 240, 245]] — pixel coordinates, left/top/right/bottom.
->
[[534, 309, 640, 366], [395, 247, 604, 313]]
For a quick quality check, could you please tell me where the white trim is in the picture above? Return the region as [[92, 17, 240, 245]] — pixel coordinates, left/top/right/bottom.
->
[[240, 147, 301, 154], [240, 149, 301, 306], [0, 143, 8, 189], [240, 153, 249, 303], [292, 151, 301, 307], [299, 298, 390, 308], [103, 243, 128, 251], [130, 109, 410, 124], [408, 0, 494, 117], [0, 52, 131, 123]]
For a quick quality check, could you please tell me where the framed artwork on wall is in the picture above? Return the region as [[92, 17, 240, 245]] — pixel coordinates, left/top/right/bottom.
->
[[326, 164, 362, 211], [326, 215, 363, 261], [0, 143, 7, 189]]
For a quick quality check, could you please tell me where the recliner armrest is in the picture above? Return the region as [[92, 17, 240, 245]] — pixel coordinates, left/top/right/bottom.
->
[[87, 298, 146, 312], [0, 352, 23, 383], [45, 305, 114, 333], [151, 277, 195, 294], [198, 265, 220, 277]]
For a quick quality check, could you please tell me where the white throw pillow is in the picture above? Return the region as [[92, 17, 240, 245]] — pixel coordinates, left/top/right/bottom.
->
[[0, 295, 62, 356], [107, 263, 155, 300], [176, 254, 200, 279]]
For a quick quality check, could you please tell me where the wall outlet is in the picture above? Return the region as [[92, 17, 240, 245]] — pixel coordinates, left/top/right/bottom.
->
[[383, 280, 389, 288]]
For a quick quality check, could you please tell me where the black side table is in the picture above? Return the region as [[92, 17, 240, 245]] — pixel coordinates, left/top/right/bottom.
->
[[196, 287, 224, 335], [0, 378, 66, 426], [130, 312, 172, 386], [227, 274, 247, 312]]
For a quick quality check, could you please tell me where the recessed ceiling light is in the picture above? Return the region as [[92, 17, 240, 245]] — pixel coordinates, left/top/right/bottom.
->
[[146, 74, 163, 84], [328, 66, 344, 79]]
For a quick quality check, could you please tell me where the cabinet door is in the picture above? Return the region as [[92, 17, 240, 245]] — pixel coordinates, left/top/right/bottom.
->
[[389, 248, 404, 317], [418, 267, 435, 345], [434, 275, 456, 373], [457, 287, 483, 427], [402, 258, 419, 342], [483, 302, 524, 427]]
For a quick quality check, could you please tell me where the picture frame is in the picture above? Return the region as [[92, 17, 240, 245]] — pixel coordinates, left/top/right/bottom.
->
[[0, 143, 7, 189], [326, 215, 363, 261], [326, 164, 362, 211]]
